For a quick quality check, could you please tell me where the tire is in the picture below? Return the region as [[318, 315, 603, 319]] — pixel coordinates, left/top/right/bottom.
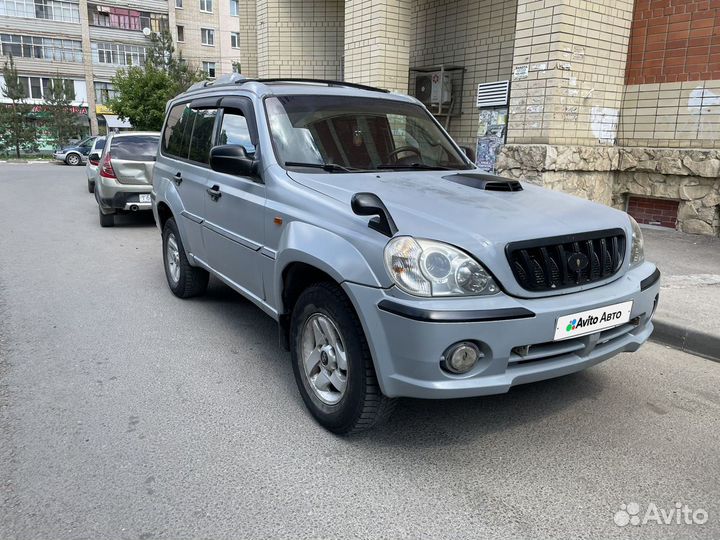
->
[[98, 207, 114, 227], [87, 179, 95, 193], [162, 217, 209, 298], [290, 282, 396, 434], [66, 153, 81, 166]]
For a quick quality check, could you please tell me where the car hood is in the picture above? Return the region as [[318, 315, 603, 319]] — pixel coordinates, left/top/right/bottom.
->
[[287, 169, 633, 297]]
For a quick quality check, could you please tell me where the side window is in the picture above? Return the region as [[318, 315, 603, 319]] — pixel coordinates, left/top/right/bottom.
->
[[217, 108, 255, 155], [163, 103, 195, 158], [187, 108, 217, 164]]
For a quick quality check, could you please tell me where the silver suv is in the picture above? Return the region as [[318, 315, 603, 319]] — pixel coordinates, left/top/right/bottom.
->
[[152, 77, 660, 434]]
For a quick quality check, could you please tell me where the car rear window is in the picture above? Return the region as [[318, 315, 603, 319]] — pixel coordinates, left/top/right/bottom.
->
[[111, 135, 159, 161]]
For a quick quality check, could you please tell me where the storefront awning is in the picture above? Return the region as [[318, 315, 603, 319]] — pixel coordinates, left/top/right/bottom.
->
[[103, 115, 132, 128]]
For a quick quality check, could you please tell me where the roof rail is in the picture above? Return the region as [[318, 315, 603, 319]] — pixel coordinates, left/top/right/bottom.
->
[[248, 78, 389, 93], [182, 76, 389, 96]]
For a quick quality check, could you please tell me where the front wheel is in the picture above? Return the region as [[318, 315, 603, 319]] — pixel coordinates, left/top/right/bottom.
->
[[66, 153, 81, 166], [162, 217, 209, 298], [290, 282, 396, 434]]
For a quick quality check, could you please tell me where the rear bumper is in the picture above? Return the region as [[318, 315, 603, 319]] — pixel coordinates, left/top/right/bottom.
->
[[96, 178, 152, 211], [344, 262, 660, 399]]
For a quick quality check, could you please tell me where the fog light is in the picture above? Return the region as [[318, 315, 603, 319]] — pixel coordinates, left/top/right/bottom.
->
[[441, 341, 481, 374]]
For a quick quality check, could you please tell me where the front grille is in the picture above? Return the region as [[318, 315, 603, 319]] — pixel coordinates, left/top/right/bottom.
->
[[506, 229, 626, 292]]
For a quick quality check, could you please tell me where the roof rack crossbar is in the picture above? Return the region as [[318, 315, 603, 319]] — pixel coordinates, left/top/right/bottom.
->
[[237, 78, 389, 93]]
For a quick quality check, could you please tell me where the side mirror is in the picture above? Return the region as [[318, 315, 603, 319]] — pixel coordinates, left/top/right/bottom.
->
[[209, 144, 257, 177], [460, 145, 476, 162], [88, 152, 100, 164], [351, 192, 398, 237]]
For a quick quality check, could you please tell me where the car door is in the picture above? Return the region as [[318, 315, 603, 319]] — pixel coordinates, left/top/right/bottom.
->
[[201, 97, 266, 301], [157, 100, 219, 263]]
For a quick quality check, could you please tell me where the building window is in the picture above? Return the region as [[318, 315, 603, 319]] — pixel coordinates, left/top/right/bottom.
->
[[1, 33, 83, 62], [0, 0, 79, 22], [230, 32, 239, 49], [201, 28, 214, 46], [90, 6, 166, 32], [229, 0, 237, 16], [95, 82, 117, 105], [92, 42, 147, 66], [14, 76, 74, 100], [199, 0, 211, 12], [140, 12, 168, 32], [175, 0, 182, 7], [202, 61, 216, 78], [177, 25, 184, 42]]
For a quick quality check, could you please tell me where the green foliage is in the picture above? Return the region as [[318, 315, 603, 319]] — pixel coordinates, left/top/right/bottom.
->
[[108, 31, 204, 131], [44, 75, 81, 148], [0, 55, 37, 158]]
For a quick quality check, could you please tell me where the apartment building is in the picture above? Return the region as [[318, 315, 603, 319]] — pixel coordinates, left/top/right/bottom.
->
[[0, 0, 246, 147]]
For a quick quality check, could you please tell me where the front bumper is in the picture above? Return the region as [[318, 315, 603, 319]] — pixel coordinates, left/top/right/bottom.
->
[[344, 263, 660, 399], [53, 152, 67, 162]]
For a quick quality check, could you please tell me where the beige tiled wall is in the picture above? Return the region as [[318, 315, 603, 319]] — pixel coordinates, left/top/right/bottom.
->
[[619, 80, 720, 149], [410, 0, 517, 146], [506, 0, 634, 146], [344, 0, 412, 93], [237, 0, 258, 76], [257, 0, 344, 79]]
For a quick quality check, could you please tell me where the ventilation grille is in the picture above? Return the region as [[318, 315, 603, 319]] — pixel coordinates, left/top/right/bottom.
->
[[476, 80, 510, 108]]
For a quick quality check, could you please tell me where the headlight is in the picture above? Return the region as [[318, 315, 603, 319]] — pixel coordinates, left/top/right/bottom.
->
[[629, 215, 645, 268], [383, 236, 500, 297]]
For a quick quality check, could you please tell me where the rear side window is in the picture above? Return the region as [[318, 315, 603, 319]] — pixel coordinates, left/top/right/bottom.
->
[[162, 103, 194, 158], [94, 138, 106, 151], [188, 109, 217, 164], [111, 135, 160, 161]]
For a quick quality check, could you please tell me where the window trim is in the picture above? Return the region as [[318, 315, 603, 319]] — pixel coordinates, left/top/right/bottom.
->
[[176, 25, 184, 42], [229, 0, 238, 16], [202, 61, 216, 78], [175, 0, 183, 7], [199, 0, 212, 13], [230, 31, 239, 49]]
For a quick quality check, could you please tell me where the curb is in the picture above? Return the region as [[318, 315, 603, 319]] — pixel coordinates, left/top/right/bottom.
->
[[650, 318, 720, 362]]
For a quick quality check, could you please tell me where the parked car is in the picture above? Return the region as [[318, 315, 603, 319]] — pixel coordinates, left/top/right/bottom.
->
[[85, 136, 106, 193], [152, 76, 661, 434], [53, 136, 97, 166], [95, 132, 160, 227]]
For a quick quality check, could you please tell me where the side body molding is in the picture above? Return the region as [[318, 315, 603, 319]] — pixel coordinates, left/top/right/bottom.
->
[[273, 221, 384, 314]]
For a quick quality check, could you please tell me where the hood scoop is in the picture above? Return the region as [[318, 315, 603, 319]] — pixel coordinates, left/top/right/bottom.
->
[[443, 173, 523, 192]]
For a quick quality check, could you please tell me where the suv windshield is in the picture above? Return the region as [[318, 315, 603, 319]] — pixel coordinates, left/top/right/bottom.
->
[[266, 95, 472, 172]]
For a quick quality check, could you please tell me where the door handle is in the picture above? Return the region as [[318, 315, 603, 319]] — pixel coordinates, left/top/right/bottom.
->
[[172, 172, 182, 185], [206, 185, 221, 201]]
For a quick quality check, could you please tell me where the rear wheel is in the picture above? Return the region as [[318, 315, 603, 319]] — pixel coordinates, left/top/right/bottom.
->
[[162, 217, 209, 298], [290, 282, 395, 434], [66, 153, 81, 166], [98, 207, 114, 227]]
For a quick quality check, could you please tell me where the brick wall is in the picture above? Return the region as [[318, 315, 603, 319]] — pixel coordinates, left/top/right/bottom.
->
[[627, 195, 680, 228], [626, 0, 720, 85]]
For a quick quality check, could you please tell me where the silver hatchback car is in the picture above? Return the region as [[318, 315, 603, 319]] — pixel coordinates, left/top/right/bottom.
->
[[152, 77, 660, 434], [95, 132, 160, 227]]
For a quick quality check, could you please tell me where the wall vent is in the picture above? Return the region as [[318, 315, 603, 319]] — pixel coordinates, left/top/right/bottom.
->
[[476, 80, 510, 108]]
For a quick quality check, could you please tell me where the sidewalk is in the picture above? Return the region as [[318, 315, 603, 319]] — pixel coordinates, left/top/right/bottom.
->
[[643, 226, 720, 361]]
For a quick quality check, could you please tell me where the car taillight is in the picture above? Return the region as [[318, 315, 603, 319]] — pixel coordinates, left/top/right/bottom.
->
[[99, 152, 116, 179]]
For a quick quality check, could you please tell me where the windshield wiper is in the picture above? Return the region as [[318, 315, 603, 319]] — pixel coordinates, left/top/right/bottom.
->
[[375, 163, 453, 171], [284, 161, 357, 173]]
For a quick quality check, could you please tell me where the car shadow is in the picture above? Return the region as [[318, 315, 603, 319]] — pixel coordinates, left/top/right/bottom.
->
[[112, 211, 157, 227], [189, 278, 607, 445]]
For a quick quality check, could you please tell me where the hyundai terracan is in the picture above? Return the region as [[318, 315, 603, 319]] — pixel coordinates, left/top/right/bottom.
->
[[152, 76, 661, 434]]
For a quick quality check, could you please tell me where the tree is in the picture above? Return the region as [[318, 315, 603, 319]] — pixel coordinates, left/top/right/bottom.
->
[[109, 31, 204, 131], [0, 55, 36, 159], [44, 75, 80, 149]]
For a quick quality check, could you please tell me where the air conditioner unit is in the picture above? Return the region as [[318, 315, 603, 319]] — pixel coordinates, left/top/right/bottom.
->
[[415, 72, 452, 105]]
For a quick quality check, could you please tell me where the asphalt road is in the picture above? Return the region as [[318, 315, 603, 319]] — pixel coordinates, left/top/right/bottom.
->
[[1, 163, 719, 539]]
